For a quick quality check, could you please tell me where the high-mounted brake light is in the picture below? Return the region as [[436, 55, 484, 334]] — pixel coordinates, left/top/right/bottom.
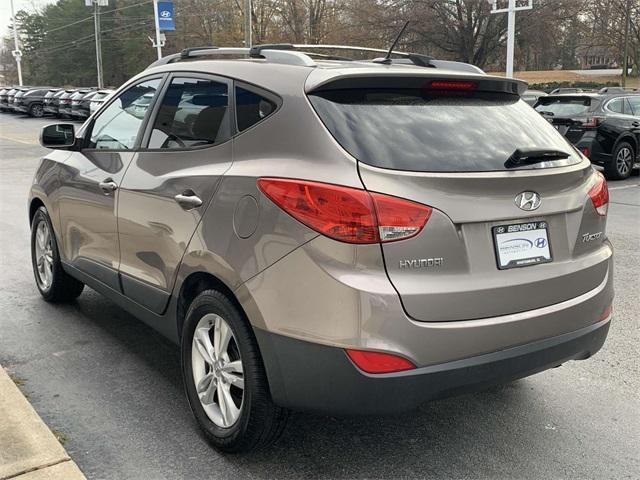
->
[[345, 349, 416, 374], [427, 80, 476, 91], [588, 171, 609, 216], [257, 178, 432, 244]]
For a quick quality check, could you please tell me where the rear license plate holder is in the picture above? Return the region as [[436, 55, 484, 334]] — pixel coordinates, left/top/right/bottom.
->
[[493, 221, 552, 270]]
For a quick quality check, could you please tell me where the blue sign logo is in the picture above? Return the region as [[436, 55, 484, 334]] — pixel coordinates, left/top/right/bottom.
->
[[157, 1, 175, 31], [535, 238, 547, 248]]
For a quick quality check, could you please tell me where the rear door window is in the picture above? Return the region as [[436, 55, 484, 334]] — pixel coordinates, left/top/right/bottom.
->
[[309, 89, 578, 172], [148, 76, 230, 149]]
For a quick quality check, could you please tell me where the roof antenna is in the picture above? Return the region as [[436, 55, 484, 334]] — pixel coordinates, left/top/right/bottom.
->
[[376, 21, 410, 64]]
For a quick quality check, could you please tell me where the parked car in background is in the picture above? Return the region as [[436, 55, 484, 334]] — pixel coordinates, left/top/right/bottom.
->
[[7, 87, 30, 112], [522, 89, 547, 106], [43, 89, 64, 116], [14, 87, 58, 117], [57, 89, 80, 118], [11, 89, 28, 112], [0, 87, 11, 110], [71, 89, 98, 119], [535, 91, 640, 179], [89, 89, 114, 114]]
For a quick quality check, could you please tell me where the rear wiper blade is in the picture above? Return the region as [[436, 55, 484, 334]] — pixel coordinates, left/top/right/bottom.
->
[[505, 148, 570, 168]]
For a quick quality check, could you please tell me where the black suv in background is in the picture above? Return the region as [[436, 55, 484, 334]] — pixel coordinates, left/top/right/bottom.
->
[[14, 87, 58, 117], [535, 89, 640, 180]]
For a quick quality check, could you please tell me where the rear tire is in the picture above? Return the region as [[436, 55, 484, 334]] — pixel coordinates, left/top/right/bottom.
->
[[605, 141, 634, 180], [181, 290, 288, 452], [30, 206, 84, 302]]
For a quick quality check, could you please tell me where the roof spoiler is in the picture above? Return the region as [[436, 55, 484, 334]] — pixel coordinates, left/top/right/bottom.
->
[[305, 72, 527, 96]]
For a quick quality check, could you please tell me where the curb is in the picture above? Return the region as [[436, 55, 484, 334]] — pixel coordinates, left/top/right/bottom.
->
[[0, 366, 86, 480]]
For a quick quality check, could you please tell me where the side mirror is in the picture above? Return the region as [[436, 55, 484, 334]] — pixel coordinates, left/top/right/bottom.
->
[[40, 123, 76, 149]]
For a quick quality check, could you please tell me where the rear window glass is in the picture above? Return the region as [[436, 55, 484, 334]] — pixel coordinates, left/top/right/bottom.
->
[[309, 89, 578, 172], [534, 96, 593, 116]]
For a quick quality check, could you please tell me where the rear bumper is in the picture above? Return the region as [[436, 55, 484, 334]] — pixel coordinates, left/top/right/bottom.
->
[[574, 135, 611, 164], [256, 318, 610, 415]]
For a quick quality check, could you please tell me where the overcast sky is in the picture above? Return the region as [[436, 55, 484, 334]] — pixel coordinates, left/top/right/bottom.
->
[[0, 0, 56, 40]]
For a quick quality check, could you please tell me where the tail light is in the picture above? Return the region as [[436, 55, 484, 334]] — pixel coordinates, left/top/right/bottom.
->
[[580, 147, 590, 158], [345, 349, 416, 374], [588, 171, 609, 216], [579, 117, 603, 129], [257, 178, 432, 244]]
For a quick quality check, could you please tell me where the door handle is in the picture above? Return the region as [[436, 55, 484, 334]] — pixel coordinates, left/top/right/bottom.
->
[[174, 191, 203, 210], [98, 179, 118, 194]]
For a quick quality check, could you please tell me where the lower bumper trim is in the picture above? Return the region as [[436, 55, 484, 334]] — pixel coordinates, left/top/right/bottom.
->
[[255, 319, 610, 415]]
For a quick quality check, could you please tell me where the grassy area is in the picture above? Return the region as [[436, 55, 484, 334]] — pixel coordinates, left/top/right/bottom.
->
[[488, 69, 640, 91]]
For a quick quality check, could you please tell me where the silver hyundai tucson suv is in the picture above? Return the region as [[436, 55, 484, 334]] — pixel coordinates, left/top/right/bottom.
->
[[29, 45, 614, 452]]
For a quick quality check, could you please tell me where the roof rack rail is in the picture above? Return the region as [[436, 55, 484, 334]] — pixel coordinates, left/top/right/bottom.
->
[[146, 43, 485, 75], [598, 86, 639, 94], [249, 43, 435, 68]]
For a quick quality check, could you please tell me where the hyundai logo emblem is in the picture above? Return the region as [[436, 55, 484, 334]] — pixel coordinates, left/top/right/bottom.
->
[[514, 191, 541, 211], [160, 10, 171, 17], [535, 238, 547, 248]]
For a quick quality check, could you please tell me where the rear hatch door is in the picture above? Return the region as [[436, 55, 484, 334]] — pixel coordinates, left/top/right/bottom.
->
[[308, 76, 610, 322]]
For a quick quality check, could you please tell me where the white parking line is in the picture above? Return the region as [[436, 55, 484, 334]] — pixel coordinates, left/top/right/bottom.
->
[[609, 184, 640, 190]]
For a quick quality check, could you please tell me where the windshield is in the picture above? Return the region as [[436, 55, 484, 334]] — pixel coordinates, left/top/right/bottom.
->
[[309, 88, 579, 172]]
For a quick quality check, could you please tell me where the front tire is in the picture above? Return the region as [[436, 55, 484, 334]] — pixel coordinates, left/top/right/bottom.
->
[[30, 206, 84, 302], [605, 141, 634, 180], [181, 290, 288, 452], [28, 103, 44, 118]]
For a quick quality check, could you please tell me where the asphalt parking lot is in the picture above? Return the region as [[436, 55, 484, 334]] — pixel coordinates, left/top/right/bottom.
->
[[1, 113, 638, 480]]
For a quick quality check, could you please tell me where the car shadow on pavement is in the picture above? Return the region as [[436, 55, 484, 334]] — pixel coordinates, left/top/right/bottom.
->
[[69, 289, 539, 479]]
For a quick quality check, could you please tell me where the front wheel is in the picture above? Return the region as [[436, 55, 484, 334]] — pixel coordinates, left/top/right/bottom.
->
[[28, 103, 44, 118], [605, 141, 634, 180], [31, 206, 84, 302], [181, 290, 288, 452]]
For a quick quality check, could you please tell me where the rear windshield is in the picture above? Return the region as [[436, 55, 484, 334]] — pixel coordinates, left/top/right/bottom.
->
[[534, 96, 594, 117], [309, 89, 577, 172]]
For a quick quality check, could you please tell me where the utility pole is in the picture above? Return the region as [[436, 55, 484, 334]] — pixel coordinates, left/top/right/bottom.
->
[[9, 0, 23, 86], [153, 0, 163, 60], [244, 0, 252, 47], [621, 0, 631, 87], [489, 0, 533, 78], [93, 0, 104, 88]]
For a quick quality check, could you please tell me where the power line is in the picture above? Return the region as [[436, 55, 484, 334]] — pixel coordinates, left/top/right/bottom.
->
[[37, 0, 153, 36]]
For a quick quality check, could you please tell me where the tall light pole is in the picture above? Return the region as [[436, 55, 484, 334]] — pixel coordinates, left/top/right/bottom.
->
[[153, 0, 162, 59], [244, 0, 252, 47], [9, 0, 23, 86], [93, 0, 104, 88], [489, 0, 533, 78], [621, 0, 631, 87]]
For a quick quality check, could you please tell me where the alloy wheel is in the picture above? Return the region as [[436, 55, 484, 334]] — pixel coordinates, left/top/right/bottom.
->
[[191, 313, 244, 428], [31, 104, 44, 117], [34, 220, 54, 290], [616, 147, 632, 176]]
